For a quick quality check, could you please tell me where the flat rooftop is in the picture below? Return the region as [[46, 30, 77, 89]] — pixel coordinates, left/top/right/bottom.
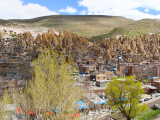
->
[[88, 86, 107, 90], [96, 80, 112, 82]]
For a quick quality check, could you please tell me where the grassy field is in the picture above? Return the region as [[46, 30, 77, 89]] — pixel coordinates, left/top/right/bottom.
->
[[134, 108, 160, 120], [0, 15, 134, 39], [92, 19, 160, 40]]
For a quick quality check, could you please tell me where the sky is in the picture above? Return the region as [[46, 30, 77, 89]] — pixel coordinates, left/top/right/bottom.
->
[[1, 0, 160, 20]]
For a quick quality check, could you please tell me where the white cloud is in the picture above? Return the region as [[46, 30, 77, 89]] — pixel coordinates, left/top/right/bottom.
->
[[80, 10, 87, 15], [144, 8, 149, 12], [59, 6, 77, 14], [78, 0, 160, 20], [0, 0, 59, 19]]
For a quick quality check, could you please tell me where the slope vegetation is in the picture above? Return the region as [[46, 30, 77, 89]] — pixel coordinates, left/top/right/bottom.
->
[[0, 15, 134, 38], [92, 19, 160, 40]]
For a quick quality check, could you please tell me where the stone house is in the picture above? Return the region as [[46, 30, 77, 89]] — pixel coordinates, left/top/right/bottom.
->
[[96, 80, 111, 87], [106, 71, 115, 80], [80, 65, 96, 74], [90, 72, 107, 81], [0, 63, 10, 71], [97, 63, 106, 71], [78, 58, 97, 74], [151, 77, 160, 92], [0, 52, 10, 60]]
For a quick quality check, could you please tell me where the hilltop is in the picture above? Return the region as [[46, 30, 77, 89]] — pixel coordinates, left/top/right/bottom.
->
[[0, 15, 134, 39], [1, 15, 160, 40]]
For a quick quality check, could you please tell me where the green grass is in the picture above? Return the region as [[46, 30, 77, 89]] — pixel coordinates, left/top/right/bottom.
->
[[134, 109, 160, 120], [10, 34, 15, 37], [91, 27, 121, 40], [0, 15, 134, 39], [142, 79, 148, 82], [26, 41, 28, 46], [92, 19, 160, 40], [138, 79, 148, 82], [3, 32, 8, 36]]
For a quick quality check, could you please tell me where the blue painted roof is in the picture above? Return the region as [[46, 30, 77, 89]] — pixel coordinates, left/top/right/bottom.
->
[[147, 77, 158, 79], [116, 97, 127, 102], [78, 101, 83, 104], [111, 67, 117, 69], [94, 101, 106, 105], [77, 105, 89, 109], [149, 86, 157, 89], [53, 107, 60, 112]]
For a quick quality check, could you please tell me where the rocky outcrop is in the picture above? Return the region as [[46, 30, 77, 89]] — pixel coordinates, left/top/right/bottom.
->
[[33, 29, 91, 54], [103, 50, 111, 60], [36, 33, 42, 44], [50, 33, 59, 47], [13, 28, 159, 62], [151, 104, 160, 110], [0, 31, 3, 40]]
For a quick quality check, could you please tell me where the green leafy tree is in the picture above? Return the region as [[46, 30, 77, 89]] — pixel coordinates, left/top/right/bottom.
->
[[12, 89, 30, 119], [105, 76, 148, 120], [0, 91, 12, 119], [8, 48, 82, 120], [25, 48, 82, 119]]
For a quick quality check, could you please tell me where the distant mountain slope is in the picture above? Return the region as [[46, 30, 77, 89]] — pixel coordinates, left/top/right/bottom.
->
[[92, 19, 160, 40], [0, 19, 11, 25], [0, 15, 134, 38]]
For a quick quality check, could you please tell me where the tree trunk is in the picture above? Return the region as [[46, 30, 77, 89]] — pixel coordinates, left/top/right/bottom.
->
[[127, 116, 131, 120], [123, 113, 131, 120]]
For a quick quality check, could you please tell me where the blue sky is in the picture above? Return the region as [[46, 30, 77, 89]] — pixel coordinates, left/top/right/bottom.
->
[[22, 0, 81, 14], [1, 0, 160, 20]]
